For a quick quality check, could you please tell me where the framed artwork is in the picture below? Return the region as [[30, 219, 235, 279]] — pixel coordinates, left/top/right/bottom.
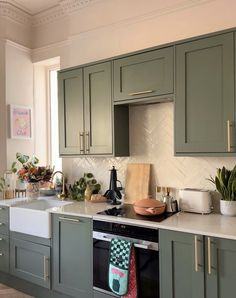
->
[[10, 105, 32, 139]]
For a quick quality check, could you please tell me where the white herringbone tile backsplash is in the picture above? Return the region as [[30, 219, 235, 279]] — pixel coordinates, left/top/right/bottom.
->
[[63, 102, 236, 197]]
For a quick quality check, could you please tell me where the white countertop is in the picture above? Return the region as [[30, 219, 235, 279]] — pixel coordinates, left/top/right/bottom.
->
[[2, 197, 236, 240]]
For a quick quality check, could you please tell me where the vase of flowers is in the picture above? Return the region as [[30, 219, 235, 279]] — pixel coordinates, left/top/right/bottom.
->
[[209, 165, 236, 216], [16, 153, 54, 198]]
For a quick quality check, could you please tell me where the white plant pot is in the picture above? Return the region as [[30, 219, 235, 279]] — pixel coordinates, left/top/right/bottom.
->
[[220, 200, 236, 216]]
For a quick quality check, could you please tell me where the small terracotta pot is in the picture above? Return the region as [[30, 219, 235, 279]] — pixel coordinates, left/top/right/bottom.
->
[[133, 198, 166, 216]]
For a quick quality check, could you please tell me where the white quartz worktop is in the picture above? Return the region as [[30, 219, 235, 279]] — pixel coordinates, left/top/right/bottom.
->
[[2, 197, 236, 240]]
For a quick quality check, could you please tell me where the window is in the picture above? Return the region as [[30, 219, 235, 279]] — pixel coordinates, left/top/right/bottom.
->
[[48, 67, 62, 171]]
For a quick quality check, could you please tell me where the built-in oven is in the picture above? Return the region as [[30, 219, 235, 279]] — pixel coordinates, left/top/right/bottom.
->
[[93, 220, 159, 298]]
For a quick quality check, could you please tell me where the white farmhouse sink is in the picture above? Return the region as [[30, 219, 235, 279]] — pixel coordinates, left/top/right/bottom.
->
[[10, 198, 72, 238]]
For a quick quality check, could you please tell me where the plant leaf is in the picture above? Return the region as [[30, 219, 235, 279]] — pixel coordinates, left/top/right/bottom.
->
[[16, 153, 29, 164]]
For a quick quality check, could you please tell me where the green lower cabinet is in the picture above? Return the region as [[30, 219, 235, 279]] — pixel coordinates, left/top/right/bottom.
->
[[205, 236, 236, 298], [52, 214, 93, 298], [10, 238, 50, 289], [159, 230, 204, 298], [0, 234, 9, 273], [160, 230, 236, 298]]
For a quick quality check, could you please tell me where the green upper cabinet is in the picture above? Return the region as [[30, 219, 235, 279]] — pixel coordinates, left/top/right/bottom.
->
[[84, 63, 112, 154], [58, 62, 129, 157], [113, 47, 174, 102], [58, 68, 84, 155], [160, 230, 204, 298], [52, 214, 93, 298], [205, 236, 236, 298], [175, 32, 235, 155]]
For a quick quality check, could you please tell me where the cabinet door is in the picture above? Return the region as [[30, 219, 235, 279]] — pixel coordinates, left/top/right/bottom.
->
[[114, 47, 174, 102], [175, 33, 235, 154], [0, 234, 9, 273], [159, 230, 204, 298], [205, 237, 236, 298], [58, 68, 84, 155], [52, 214, 93, 298], [84, 62, 112, 154], [10, 238, 50, 289]]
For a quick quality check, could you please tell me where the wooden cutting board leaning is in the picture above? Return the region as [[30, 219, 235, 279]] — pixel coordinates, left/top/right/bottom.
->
[[125, 163, 151, 203]]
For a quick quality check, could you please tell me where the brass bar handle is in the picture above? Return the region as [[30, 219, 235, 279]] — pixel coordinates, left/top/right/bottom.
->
[[43, 256, 49, 281], [128, 90, 154, 96], [79, 132, 84, 154], [0, 238, 3, 241], [194, 235, 199, 272], [227, 120, 234, 152], [208, 237, 212, 275], [85, 132, 90, 153], [59, 217, 80, 223]]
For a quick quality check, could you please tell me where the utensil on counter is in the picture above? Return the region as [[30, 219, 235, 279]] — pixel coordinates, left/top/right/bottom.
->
[[125, 163, 151, 203], [104, 166, 122, 205], [133, 198, 166, 216], [162, 187, 178, 213]]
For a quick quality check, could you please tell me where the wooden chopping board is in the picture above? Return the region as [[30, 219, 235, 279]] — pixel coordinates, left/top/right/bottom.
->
[[125, 163, 151, 203]]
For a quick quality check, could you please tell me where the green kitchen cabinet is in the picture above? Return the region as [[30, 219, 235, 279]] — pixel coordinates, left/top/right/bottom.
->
[[52, 214, 93, 298], [160, 230, 236, 298], [0, 206, 9, 273], [113, 47, 174, 103], [159, 230, 204, 298], [10, 238, 51, 289], [58, 62, 129, 157], [205, 236, 236, 298], [175, 32, 235, 154], [58, 68, 84, 155]]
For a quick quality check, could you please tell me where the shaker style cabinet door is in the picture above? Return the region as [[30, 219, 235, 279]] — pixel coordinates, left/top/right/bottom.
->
[[10, 238, 50, 289], [205, 237, 236, 298], [52, 214, 93, 298], [58, 68, 84, 155], [84, 62, 113, 154], [175, 32, 235, 154], [113, 47, 174, 102], [159, 230, 204, 298]]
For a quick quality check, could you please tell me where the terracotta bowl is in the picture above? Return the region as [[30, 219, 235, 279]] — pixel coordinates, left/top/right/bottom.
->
[[133, 198, 166, 216]]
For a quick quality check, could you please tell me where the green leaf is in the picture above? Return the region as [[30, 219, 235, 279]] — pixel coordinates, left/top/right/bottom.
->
[[16, 153, 29, 164], [31, 155, 39, 165]]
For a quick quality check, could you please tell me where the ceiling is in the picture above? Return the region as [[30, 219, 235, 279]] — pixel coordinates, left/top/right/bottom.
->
[[10, 0, 60, 14]]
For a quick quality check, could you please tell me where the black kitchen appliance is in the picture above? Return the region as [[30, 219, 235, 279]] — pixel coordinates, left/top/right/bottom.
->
[[93, 220, 160, 298], [104, 166, 122, 205]]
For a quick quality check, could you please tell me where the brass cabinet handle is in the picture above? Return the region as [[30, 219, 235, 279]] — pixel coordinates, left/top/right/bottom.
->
[[59, 217, 80, 223], [0, 253, 3, 256], [128, 90, 154, 96], [85, 132, 90, 153], [207, 237, 212, 274], [43, 256, 49, 281], [0, 238, 3, 241], [0, 223, 4, 226], [0, 207, 4, 210], [194, 235, 199, 272], [227, 120, 234, 152], [79, 132, 84, 154]]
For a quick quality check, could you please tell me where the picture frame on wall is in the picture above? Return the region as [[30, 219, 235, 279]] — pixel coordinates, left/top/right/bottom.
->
[[9, 105, 32, 140]]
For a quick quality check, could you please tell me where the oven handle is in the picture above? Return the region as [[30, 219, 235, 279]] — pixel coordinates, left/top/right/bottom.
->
[[93, 231, 159, 251]]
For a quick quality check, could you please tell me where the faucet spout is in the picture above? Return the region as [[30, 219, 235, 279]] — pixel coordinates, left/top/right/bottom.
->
[[52, 171, 66, 200]]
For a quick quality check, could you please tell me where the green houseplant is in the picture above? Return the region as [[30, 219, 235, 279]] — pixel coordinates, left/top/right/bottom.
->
[[209, 165, 236, 216]]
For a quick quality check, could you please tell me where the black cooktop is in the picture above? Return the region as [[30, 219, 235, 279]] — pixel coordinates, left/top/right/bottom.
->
[[97, 203, 174, 223]]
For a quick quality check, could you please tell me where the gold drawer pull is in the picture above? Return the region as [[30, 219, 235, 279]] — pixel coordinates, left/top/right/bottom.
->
[[194, 235, 199, 272], [128, 90, 154, 96], [208, 237, 212, 274], [59, 217, 80, 223], [79, 132, 84, 154], [227, 120, 234, 152], [85, 132, 90, 153], [43, 256, 49, 281]]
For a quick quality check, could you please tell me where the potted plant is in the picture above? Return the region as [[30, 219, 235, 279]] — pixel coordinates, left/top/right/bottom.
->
[[209, 165, 236, 216]]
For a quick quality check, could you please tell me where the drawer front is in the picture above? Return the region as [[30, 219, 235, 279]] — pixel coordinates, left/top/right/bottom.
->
[[113, 47, 174, 102], [0, 234, 9, 251], [0, 218, 9, 235], [0, 206, 9, 221], [0, 249, 9, 273]]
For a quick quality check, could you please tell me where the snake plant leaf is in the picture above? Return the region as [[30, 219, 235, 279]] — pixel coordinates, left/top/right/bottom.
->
[[215, 176, 223, 194], [227, 165, 236, 190], [16, 153, 29, 165], [220, 166, 227, 187]]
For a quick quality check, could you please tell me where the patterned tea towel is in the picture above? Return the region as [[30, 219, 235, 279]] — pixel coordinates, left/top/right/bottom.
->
[[122, 246, 137, 298], [108, 238, 133, 296]]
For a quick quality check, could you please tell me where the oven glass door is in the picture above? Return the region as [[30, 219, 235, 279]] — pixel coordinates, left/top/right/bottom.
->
[[93, 238, 159, 298]]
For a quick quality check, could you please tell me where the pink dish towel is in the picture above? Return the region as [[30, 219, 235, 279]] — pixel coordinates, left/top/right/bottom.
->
[[122, 247, 137, 298]]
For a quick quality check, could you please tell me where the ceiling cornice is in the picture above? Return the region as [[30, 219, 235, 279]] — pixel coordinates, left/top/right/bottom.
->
[[0, 1, 31, 26], [59, 0, 100, 14]]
